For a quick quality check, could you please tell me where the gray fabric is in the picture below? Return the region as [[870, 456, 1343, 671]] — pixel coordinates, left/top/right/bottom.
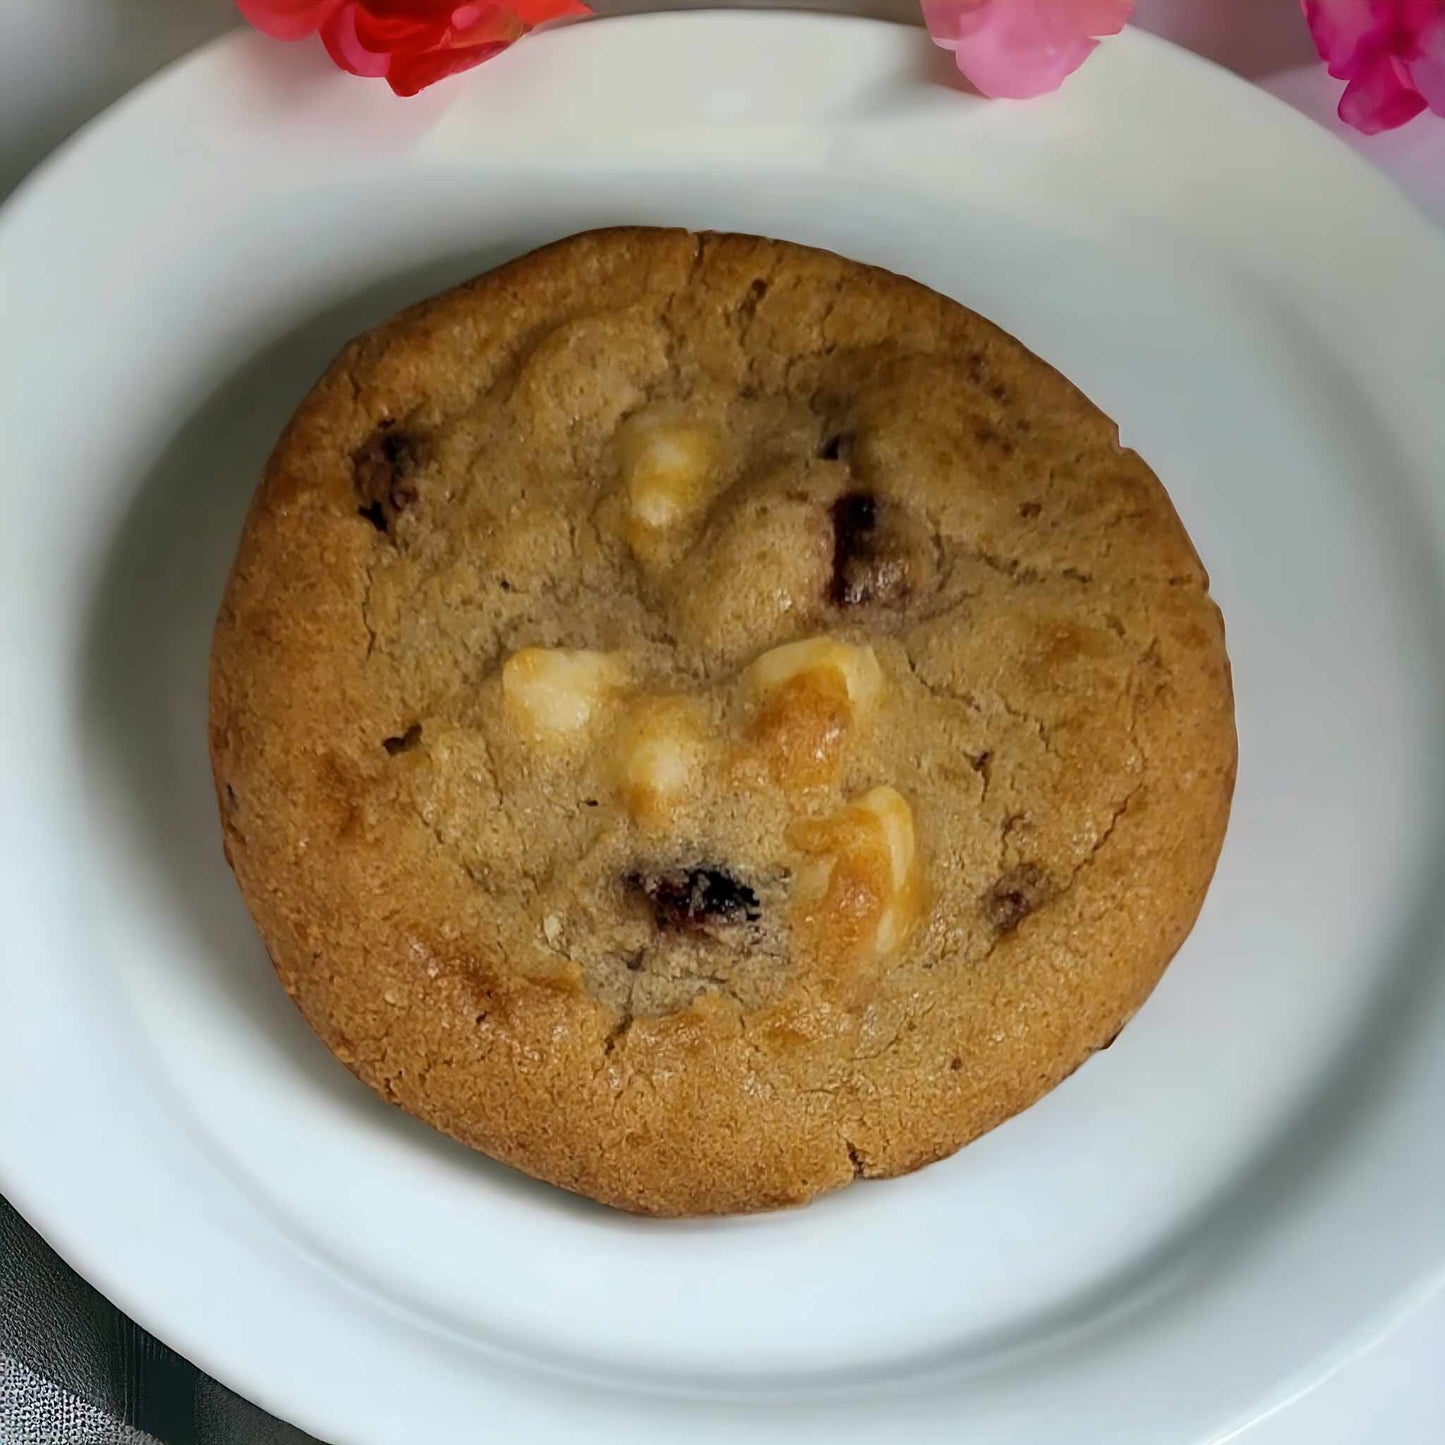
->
[[0, 1197, 319, 1445], [0, 1356, 151, 1445]]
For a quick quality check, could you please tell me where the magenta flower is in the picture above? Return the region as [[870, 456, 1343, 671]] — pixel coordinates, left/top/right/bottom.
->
[[922, 0, 1135, 100], [1302, 0, 1445, 133]]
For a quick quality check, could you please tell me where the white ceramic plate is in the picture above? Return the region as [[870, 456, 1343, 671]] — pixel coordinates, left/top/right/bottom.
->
[[2, 13, 1443, 1443]]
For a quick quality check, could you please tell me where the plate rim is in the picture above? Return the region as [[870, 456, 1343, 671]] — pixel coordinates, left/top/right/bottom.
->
[[2, 11, 1444, 1444]]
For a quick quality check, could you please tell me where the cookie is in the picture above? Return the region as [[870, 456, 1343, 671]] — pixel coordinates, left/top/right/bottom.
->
[[210, 228, 1235, 1216]]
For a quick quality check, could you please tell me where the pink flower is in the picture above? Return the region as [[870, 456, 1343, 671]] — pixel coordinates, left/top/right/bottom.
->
[[1302, 0, 1445, 133], [922, 0, 1135, 99], [236, 0, 590, 96]]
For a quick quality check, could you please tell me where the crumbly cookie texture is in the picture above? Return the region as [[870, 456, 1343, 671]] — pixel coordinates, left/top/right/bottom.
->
[[210, 228, 1235, 1216]]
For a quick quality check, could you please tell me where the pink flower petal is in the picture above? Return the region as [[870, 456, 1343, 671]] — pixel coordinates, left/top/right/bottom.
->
[[1406, 12, 1445, 115], [1301, 0, 1390, 74], [1338, 46, 1429, 132], [353, 9, 443, 49], [1400, 0, 1443, 34], [924, 0, 1133, 100], [318, 5, 392, 77], [448, 4, 525, 45], [363, 0, 462, 14], [387, 39, 510, 96], [925, 0, 990, 39], [1303, 0, 1445, 133]]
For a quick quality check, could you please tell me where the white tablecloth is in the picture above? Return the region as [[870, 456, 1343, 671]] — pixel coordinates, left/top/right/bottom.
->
[[2, 1, 1441, 1441]]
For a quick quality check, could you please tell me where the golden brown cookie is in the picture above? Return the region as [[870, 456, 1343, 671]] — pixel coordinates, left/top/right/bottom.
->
[[209, 228, 1235, 1216]]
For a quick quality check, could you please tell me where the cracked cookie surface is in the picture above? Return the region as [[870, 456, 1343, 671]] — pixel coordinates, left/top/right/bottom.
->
[[209, 228, 1236, 1215]]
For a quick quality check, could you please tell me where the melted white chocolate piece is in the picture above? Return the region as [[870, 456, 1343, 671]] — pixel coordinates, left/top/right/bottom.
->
[[502, 648, 627, 740], [616, 408, 720, 541], [746, 636, 883, 713], [744, 637, 884, 785], [791, 785, 923, 964], [859, 786, 916, 892], [614, 696, 712, 826]]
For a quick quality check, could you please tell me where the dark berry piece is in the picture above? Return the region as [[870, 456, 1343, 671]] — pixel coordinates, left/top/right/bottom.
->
[[382, 723, 422, 756], [984, 864, 1052, 932], [629, 867, 762, 931], [354, 422, 422, 532], [829, 490, 913, 608]]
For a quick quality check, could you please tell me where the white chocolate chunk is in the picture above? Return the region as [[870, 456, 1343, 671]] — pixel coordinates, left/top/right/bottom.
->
[[794, 852, 837, 904], [614, 697, 710, 825], [502, 648, 626, 739], [621, 732, 689, 801], [855, 786, 916, 892], [616, 409, 719, 534], [791, 785, 922, 963], [746, 636, 884, 715]]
